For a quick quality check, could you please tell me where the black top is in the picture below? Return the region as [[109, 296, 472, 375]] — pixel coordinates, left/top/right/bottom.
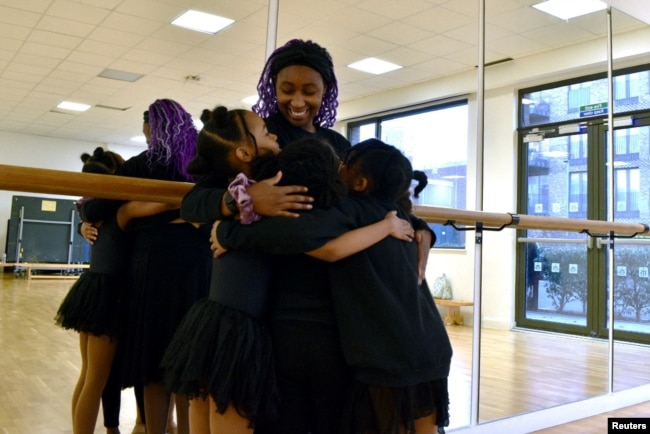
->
[[265, 111, 351, 156], [217, 205, 350, 325], [217, 197, 452, 387]]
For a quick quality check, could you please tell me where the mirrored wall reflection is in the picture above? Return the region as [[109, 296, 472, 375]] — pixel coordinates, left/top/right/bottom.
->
[[481, 4, 609, 423], [606, 7, 650, 394], [481, 1, 650, 426], [271, 0, 650, 430]]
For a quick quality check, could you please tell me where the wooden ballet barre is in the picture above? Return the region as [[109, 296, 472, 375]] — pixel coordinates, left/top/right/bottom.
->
[[2, 164, 649, 237], [413, 205, 650, 237], [0, 165, 192, 205]]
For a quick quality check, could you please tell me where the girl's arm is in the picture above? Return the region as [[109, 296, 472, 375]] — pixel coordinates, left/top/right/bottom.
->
[[306, 211, 414, 262], [214, 210, 414, 261], [117, 201, 179, 230]]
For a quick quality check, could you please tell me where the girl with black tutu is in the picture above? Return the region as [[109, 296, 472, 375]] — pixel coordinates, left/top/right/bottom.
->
[[55, 148, 129, 434], [215, 139, 452, 434], [161, 109, 414, 434]]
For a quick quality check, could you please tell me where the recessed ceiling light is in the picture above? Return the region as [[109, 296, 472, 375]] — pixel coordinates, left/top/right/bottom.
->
[[57, 101, 91, 112], [171, 10, 234, 34], [131, 135, 147, 144], [347, 57, 402, 75], [241, 95, 259, 106], [532, 0, 607, 20]]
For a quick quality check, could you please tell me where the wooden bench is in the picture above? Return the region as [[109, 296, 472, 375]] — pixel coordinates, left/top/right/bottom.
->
[[2, 262, 89, 280], [434, 299, 474, 325]]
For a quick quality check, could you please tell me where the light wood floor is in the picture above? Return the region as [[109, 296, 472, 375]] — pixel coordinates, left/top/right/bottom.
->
[[1, 273, 649, 433]]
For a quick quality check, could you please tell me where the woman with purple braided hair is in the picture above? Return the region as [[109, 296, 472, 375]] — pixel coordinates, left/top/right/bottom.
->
[[79, 99, 212, 434], [253, 38, 351, 156]]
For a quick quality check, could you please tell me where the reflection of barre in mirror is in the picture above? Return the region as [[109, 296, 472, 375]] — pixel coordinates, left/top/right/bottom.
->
[[2, 164, 649, 237], [0, 164, 191, 205]]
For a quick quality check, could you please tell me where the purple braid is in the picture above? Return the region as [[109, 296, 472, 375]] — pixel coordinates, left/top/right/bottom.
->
[[146, 99, 198, 181], [253, 39, 339, 128]]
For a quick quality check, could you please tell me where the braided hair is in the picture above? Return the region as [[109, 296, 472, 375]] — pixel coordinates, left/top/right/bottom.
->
[[251, 138, 347, 208], [145, 98, 198, 181], [253, 39, 339, 128], [342, 139, 413, 213], [80, 147, 125, 175], [186, 106, 258, 182]]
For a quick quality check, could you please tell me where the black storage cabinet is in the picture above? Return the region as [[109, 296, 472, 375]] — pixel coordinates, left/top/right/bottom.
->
[[5, 195, 89, 263]]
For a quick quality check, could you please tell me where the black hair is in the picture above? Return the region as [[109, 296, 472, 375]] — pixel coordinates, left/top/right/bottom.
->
[[187, 106, 257, 182], [251, 138, 347, 208], [342, 139, 413, 213], [413, 170, 428, 198], [253, 39, 339, 128], [80, 147, 125, 175]]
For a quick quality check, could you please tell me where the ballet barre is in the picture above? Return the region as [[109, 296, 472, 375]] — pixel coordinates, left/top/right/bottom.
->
[[2, 164, 649, 237]]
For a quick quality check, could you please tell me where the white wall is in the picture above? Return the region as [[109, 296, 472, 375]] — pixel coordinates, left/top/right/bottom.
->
[[0, 131, 144, 256]]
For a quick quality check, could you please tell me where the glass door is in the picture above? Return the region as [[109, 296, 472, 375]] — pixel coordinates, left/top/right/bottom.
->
[[517, 116, 650, 345], [602, 119, 650, 340], [518, 129, 596, 335]]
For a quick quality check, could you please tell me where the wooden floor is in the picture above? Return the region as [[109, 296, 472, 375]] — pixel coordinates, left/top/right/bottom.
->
[[1, 273, 649, 433]]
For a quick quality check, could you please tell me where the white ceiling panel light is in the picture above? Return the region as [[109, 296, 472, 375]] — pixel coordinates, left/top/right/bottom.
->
[[57, 101, 91, 112], [241, 95, 259, 106], [172, 10, 234, 34], [348, 58, 403, 75], [533, 0, 608, 20]]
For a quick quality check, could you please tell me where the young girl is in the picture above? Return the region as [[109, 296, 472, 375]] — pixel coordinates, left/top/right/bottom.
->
[[55, 147, 128, 434], [215, 139, 452, 434], [161, 108, 414, 434]]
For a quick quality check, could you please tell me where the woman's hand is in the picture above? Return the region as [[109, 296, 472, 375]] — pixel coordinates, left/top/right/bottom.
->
[[80, 222, 99, 244], [248, 171, 314, 218], [385, 211, 415, 241], [210, 220, 228, 258]]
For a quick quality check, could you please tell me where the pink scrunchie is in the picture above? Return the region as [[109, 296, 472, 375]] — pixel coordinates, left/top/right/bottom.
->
[[228, 173, 261, 224]]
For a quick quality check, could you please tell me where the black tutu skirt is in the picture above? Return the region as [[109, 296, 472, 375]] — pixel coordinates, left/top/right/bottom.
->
[[341, 378, 450, 434], [54, 271, 123, 338], [161, 298, 279, 426]]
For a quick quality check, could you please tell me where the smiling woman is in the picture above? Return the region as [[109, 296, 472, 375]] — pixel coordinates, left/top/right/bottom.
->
[[253, 39, 351, 157]]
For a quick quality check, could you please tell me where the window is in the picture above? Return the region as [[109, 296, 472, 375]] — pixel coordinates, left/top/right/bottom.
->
[[615, 168, 640, 218], [347, 100, 468, 248], [568, 172, 588, 217], [614, 128, 640, 159], [519, 65, 650, 128], [569, 134, 588, 162]]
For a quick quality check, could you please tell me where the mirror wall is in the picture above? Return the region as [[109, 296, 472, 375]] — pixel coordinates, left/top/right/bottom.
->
[[332, 1, 650, 430]]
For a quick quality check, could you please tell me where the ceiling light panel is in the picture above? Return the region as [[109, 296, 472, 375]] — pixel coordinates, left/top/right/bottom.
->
[[347, 57, 403, 75], [171, 10, 234, 34], [532, 0, 608, 20]]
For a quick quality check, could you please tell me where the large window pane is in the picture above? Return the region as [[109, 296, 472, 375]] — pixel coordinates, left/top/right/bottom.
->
[[347, 101, 468, 248]]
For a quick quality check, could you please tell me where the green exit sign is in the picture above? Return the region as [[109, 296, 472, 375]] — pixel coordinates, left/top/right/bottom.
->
[[580, 102, 608, 117]]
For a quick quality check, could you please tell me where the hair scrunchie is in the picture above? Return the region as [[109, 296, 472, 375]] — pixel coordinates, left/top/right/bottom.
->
[[228, 173, 261, 224]]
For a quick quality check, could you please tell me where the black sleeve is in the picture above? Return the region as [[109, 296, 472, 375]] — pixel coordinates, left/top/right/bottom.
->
[[180, 174, 227, 223], [217, 207, 352, 254], [78, 198, 121, 223], [410, 214, 437, 247]]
